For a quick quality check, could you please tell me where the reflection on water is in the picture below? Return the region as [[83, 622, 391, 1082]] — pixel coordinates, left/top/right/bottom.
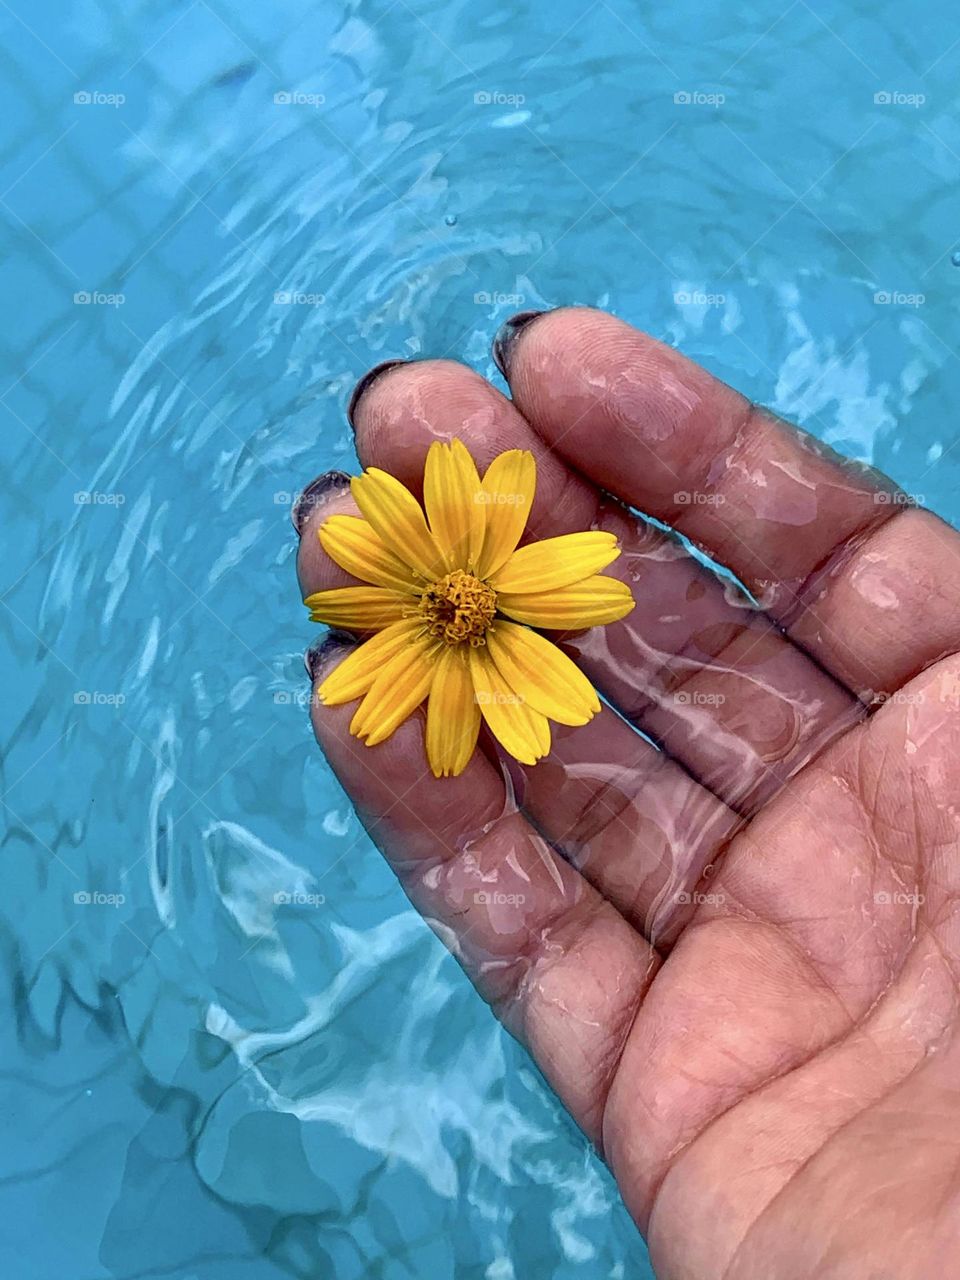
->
[[1, 0, 957, 1275]]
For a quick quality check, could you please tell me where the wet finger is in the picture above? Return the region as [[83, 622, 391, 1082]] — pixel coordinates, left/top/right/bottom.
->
[[498, 306, 960, 697], [308, 639, 657, 1144]]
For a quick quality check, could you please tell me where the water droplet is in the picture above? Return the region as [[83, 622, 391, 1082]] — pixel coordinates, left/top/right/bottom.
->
[[444, 213, 457, 227], [952, 250, 960, 266]]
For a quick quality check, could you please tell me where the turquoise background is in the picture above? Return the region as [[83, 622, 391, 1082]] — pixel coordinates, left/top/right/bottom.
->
[[1, 1, 957, 1275]]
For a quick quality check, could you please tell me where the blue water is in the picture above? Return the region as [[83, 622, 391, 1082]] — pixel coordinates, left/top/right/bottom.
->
[[1, 1, 958, 1276]]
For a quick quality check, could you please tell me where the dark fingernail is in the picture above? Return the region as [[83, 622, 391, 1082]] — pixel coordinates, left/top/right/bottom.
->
[[347, 359, 408, 430], [291, 470, 352, 537], [305, 629, 356, 682], [492, 310, 548, 379]]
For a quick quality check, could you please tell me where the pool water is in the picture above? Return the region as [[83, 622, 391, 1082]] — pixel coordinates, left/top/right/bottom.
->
[[1, 1, 958, 1276]]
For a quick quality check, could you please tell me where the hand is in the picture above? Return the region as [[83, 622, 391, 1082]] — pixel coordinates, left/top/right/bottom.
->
[[295, 307, 960, 1280]]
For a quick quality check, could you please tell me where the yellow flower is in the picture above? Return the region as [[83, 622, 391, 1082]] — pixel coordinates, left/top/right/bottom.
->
[[304, 439, 634, 777]]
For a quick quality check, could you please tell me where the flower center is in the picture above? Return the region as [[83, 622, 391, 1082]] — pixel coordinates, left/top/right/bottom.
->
[[417, 570, 497, 646]]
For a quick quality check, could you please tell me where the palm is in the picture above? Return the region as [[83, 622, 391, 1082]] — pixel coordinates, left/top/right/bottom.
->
[[296, 308, 960, 1279]]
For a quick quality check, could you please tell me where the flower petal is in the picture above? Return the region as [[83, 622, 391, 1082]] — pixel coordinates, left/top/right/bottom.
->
[[350, 634, 438, 745], [489, 531, 620, 594], [423, 439, 486, 572], [468, 646, 550, 766], [350, 468, 446, 581], [475, 449, 536, 579], [486, 621, 600, 725], [316, 620, 428, 705], [497, 575, 635, 630], [425, 645, 480, 777], [304, 586, 410, 630], [318, 516, 418, 592]]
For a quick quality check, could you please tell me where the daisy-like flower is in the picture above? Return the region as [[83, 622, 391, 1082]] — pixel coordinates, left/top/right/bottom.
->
[[305, 439, 635, 777]]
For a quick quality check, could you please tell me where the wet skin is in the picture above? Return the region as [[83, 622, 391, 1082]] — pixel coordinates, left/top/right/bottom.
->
[[296, 307, 960, 1280]]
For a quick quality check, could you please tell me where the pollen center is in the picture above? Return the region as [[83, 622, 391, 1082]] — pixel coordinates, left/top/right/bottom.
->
[[418, 570, 497, 646]]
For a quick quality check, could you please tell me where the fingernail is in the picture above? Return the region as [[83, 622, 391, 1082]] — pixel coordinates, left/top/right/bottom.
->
[[291, 470, 351, 537], [347, 359, 408, 430], [492, 310, 548, 379], [305, 629, 356, 682]]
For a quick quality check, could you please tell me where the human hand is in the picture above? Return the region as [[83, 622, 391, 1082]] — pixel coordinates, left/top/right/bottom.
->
[[295, 307, 960, 1280]]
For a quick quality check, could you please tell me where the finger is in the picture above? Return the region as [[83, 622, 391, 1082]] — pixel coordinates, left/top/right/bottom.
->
[[347, 358, 861, 812], [499, 307, 960, 697], [308, 637, 656, 1144], [519, 709, 742, 945], [297, 469, 741, 942]]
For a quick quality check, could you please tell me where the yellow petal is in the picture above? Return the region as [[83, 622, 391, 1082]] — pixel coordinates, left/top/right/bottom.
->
[[489, 531, 620, 594], [304, 586, 411, 630], [317, 620, 428, 705], [425, 645, 480, 777], [350, 633, 438, 745], [350, 468, 445, 581], [475, 449, 536, 579], [319, 516, 418, 592], [486, 621, 600, 725], [468, 646, 550, 766], [423, 439, 486, 572], [497, 575, 635, 630]]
